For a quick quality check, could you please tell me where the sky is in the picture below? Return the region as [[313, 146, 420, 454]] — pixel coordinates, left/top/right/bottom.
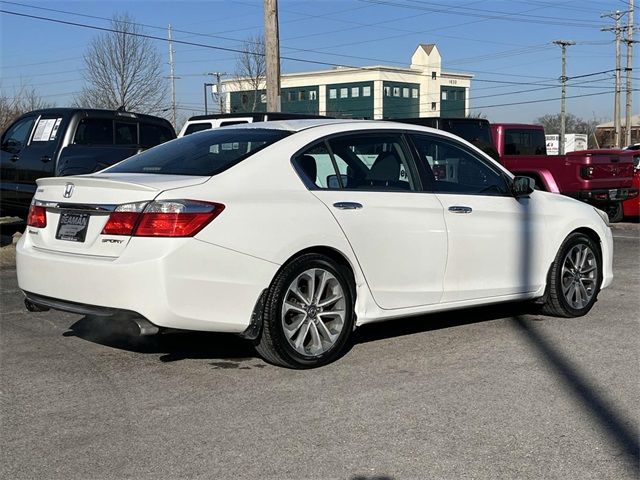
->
[[0, 0, 637, 126]]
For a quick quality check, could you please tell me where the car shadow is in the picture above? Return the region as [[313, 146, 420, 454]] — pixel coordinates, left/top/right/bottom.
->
[[63, 315, 257, 365], [64, 301, 535, 365]]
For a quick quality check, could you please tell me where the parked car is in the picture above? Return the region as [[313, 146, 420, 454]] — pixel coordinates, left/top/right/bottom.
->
[[17, 120, 613, 368], [622, 144, 640, 218], [178, 112, 330, 137], [1, 108, 176, 217]]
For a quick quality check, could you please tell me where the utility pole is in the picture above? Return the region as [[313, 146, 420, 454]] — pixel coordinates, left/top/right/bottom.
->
[[207, 72, 227, 113], [553, 40, 575, 155], [602, 10, 627, 148], [263, 0, 281, 112], [167, 24, 178, 129], [624, 0, 635, 146]]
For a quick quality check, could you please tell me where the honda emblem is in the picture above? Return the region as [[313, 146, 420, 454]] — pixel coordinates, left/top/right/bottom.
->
[[63, 183, 75, 198]]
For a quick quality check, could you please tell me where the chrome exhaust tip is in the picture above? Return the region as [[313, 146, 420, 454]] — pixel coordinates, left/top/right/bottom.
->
[[131, 316, 160, 336]]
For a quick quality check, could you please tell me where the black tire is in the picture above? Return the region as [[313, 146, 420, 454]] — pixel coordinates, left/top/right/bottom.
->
[[255, 253, 355, 369], [603, 202, 623, 223], [540, 232, 602, 318]]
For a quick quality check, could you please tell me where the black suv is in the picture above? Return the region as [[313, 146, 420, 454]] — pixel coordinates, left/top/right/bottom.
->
[[1, 108, 175, 216]]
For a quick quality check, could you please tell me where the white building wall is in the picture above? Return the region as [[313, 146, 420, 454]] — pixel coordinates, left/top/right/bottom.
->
[[221, 45, 473, 118]]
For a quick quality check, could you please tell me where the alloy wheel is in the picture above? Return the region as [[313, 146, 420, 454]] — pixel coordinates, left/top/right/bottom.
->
[[560, 243, 598, 310], [281, 268, 346, 357]]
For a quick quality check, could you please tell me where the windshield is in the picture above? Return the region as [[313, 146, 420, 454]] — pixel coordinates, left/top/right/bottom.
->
[[106, 128, 291, 176]]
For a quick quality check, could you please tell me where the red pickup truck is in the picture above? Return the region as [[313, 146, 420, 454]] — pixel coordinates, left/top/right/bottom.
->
[[491, 123, 637, 222]]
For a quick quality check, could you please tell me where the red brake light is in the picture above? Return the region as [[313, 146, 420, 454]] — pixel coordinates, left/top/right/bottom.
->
[[27, 205, 47, 228], [102, 212, 140, 235], [134, 212, 216, 236], [101, 200, 224, 238]]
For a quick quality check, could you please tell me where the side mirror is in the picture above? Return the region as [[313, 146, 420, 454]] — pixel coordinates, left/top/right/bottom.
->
[[512, 176, 535, 198], [327, 174, 348, 189]]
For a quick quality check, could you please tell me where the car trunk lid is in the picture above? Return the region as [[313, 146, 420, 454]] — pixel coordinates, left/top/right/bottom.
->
[[28, 174, 209, 257]]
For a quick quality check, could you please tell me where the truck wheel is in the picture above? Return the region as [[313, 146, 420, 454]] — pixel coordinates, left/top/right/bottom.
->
[[540, 233, 602, 318], [603, 202, 623, 223]]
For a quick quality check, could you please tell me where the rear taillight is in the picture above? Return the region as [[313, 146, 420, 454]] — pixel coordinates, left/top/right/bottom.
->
[[580, 166, 595, 179], [101, 200, 224, 237], [27, 204, 47, 228]]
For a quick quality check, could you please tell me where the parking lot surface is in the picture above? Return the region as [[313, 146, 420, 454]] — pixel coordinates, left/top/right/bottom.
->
[[1, 224, 638, 480]]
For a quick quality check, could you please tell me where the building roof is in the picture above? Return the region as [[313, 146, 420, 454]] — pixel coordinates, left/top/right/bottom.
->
[[596, 114, 639, 128], [417, 43, 436, 55]]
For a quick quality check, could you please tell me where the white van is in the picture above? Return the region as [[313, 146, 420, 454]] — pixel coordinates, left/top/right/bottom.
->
[[178, 112, 330, 137]]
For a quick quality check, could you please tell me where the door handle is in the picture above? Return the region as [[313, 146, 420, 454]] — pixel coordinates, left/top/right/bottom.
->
[[40, 155, 51, 163], [333, 202, 363, 210], [10, 155, 19, 162], [448, 205, 472, 214]]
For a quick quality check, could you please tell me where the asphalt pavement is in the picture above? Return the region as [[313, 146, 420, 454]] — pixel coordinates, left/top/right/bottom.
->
[[1, 224, 638, 480]]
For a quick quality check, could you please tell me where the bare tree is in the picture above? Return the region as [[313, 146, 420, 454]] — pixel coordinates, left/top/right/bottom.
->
[[75, 13, 167, 114], [0, 83, 54, 132], [233, 34, 266, 112], [536, 113, 603, 148]]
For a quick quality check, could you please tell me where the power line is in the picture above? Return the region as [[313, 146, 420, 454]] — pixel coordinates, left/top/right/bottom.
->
[[359, 0, 605, 28]]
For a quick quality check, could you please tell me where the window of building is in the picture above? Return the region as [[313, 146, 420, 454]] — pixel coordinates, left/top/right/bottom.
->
[[260, 93, 267, 103], [441, 91, 447, 100], [298, 91, 306, 101], [383, 86, 391, 97], [411, 88, 418, 98], [393, 87, 400, 97], [241, 94, 248, 105], [309, 90, 317, 100], [432, 71, 437, 79], [351, 87, 359, 97], [431, 102, 437, 111], [402, 87, 409, 98], [363, 86, 371, 97], [340, 88, 349, 98], [329, 88, 337, 99], [287, 91, 295, 102]]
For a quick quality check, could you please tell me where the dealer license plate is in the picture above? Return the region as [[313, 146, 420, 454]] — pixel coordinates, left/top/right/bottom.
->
[[56, 212, 90, 242]]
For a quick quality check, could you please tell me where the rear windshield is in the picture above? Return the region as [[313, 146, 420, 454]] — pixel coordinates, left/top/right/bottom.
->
[[441, 120, 493, 149], [106, 128, 291, 176], [504, 128, 547, 155]]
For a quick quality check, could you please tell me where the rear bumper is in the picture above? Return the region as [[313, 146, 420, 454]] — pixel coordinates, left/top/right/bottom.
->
[[566, 187, 638, 204], [16, 235, 280, 333]]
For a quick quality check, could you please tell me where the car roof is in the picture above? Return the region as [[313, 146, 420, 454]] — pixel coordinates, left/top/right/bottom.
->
[[16, 107, 172, 124], [226, 118, 427, 132]]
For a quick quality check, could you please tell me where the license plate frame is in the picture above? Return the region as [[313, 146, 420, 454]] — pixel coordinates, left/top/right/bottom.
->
[[56, 212, 90, 243]]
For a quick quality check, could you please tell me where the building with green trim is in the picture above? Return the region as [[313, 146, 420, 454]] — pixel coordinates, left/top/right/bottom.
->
[[222, 44, 472, 119]]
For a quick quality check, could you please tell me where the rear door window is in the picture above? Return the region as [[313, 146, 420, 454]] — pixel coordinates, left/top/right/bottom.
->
[[74, 118, 113, 145], [106, 128, 291, 176], [504, 129, 546, 155], [31, 116, 63, 143]]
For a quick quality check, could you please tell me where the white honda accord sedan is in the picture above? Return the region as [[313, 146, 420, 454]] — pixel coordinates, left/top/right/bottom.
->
[[17, 119, 613, 368]]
